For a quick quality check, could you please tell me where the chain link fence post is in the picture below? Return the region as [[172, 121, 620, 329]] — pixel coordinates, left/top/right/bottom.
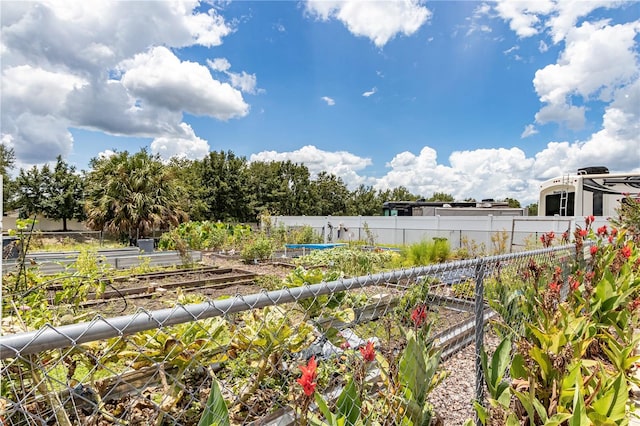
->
[[474, 259, 486, 426]]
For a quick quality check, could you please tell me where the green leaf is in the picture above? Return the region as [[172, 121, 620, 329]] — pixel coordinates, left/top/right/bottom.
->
[[545, 413, 572, 426], [530, 346, 553, 382], [316, 393, 338, 425], [198, 377, 230, 426], [336, 379, 361, 426], [590, 374, 627, 422], [472, 401, 488, 425], [510, 353, 528, 379], [569, 368, 589, 426]]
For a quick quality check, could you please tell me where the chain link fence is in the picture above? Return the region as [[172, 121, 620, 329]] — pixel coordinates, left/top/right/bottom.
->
[[1, 245, 576, 425]]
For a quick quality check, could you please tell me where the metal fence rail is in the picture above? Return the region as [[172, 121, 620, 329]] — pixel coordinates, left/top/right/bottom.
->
[[0, 245, 577, 425]]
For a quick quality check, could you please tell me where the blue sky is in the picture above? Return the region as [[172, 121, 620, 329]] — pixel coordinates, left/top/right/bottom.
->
[[2, 1, 639, 205]]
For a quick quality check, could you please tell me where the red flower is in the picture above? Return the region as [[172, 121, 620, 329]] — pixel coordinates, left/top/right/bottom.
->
[[596, 225, 608, 236], [549, 281, 561, 293], [590, 245, 598, 256], [340, 340, 350, 350], [621, 245, 632, 259], [586, 215, 595, 226], [608, 236, 614, 244], [579, 229, 588, 237], [568, 276, 580, 291], [359, 341, 375, 362], [411, 304, 428, 327], [297, 356, 317, 396], [611, 227, 618, 237], [631, 298, 640, 311]]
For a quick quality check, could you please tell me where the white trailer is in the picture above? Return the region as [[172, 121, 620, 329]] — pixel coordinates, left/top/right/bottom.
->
[[538, 167, 640, 218]]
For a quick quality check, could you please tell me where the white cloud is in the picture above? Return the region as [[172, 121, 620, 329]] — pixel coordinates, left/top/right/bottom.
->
[[119, 46, 248, 119], [533, 20, 639, 128], [321, 96, 335, 106], [150, 123, 210, 161], [97, 149, 117, 160], [546, 0, 620, 44], [208, 57, 261, 94], [305, 0, 431, 47], [250, 145, 373, 185], [207, 57, 231, 72], [374, 146, 538, 202], [503, 45, 519, 55], [494, 0, 554, 38], [521, 124, 538, 138], [0, 1, 239, 166], [362, 87, 377, 97], [538, 40, 549, 52]]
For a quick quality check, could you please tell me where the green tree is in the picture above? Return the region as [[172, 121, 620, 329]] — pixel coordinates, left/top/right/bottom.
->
[[347, 184, 382, 216], [246, 161, 286, 218], [0, 144, 16, 210], [166, 157, 208, 221], [279, 160, 314, 216], [503, 197, 521, 208], [426, 192, 454, 202], [43, 156, 85, 231], [245, 160, 314, 219], [390, 186, 422, 201], [310, 171, 350, 216], [84, 149, 187, 240], [527, 203, 538, 216], [200, 151, 251, 222], [15, 164, 51, 218]]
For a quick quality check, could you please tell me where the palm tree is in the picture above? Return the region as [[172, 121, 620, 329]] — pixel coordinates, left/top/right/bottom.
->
[[84, 149, 188, 241]]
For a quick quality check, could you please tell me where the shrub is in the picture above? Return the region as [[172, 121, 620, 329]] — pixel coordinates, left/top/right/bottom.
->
[[240, 234, 273, 262]]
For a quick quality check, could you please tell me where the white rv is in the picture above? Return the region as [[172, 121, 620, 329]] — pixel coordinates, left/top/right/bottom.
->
[[538, 167, 640, 217]]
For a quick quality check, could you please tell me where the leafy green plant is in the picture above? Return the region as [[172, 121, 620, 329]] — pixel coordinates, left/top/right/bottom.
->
[[477, 216, 640, 425], [228, 307, 315, 406], [121, 318, 231, 424], [283, 267, 345, 319], [290, 225, 323, 244], [451, 279, 475, 299], [198, 371, 230, 426], [294, 246, 396, 276], [400, 238, 451, 266], [240, 233, 273, 262]]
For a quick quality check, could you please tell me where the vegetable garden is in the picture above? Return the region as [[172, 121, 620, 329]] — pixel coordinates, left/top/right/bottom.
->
[[1, 213, 639, 425]]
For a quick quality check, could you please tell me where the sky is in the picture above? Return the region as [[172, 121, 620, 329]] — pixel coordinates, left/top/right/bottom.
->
[[1, 0, 639, 206]]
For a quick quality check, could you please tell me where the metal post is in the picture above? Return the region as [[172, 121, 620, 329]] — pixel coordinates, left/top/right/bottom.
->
[[474, 260, 486, 426]]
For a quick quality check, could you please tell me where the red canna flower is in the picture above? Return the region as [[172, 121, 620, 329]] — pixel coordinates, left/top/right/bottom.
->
[[568, 276, 580, 291], [579, 229, 588, 237], [411, 304, 428, 327], [608, 236, 614, 244], [590, 245, 598, 256], [359, 341, 375, 362], [621, 245, 632, 259], [549, 281, 561, 293], [596, 225, 608, 236], [585, 215, 595, 226], [296, 356, 317, 396], [540, 231, 555, 247], [611, 227, 618, 237]]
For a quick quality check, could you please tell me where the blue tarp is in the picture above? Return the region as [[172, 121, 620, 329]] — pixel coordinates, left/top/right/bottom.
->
[[285, 243, 346, 250]]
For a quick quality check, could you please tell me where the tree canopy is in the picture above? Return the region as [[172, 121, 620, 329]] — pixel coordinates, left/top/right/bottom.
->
[[84, 150, 187, 239], [7, 146, 511, 236]]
